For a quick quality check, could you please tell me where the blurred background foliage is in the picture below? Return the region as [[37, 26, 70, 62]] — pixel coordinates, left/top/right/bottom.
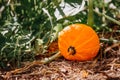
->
[[0, 0, 120, 69]]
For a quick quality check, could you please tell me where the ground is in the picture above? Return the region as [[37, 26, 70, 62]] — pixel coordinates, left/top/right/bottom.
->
[[0, 55, 120, 80]]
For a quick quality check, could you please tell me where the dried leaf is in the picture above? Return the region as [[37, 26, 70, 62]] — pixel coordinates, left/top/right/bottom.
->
[[81, 70, 89, 78]]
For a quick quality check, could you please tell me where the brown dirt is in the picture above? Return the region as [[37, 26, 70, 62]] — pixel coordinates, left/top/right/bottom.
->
[[0, 55, 120, 80]]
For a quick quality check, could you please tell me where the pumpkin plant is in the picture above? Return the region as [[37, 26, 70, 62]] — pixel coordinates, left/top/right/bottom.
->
[[58, 24, 100, 61]]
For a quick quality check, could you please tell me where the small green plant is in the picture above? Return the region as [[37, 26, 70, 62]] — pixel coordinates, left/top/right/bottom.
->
[[0, 0, 62, 69]]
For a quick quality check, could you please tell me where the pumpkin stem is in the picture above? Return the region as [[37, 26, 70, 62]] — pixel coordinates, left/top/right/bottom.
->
[[68, 46, 76, 55]]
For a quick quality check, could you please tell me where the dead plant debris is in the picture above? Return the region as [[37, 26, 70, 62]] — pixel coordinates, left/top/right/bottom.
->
[[0, 54, 120, 80]]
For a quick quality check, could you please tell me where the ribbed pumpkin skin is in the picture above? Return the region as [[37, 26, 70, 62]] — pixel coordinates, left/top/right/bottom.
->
[[58, 24, 100, 61]]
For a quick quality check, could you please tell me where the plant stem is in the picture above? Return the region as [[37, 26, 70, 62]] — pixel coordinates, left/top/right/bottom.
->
[[41, 51, 62, 64], [87, 0, 94, 26], [94, 10, 120, 26], [102, 0, 106, 23]]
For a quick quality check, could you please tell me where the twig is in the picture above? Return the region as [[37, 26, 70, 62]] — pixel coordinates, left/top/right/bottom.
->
[[100, 38, 120, 43], [104, 42, 120, 53], [107, 63, 120, 67]]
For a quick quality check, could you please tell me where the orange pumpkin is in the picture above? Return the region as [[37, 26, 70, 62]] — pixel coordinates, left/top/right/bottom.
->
[[58, 24, 100, 61], [47, 40, 58, 53]]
